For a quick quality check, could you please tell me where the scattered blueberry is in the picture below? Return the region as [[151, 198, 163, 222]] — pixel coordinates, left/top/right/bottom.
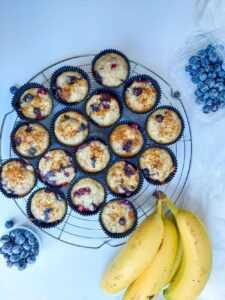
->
[[66, 76, 77, 85], [26, 124, 33, 133], [33, 107, 42, 119], [133, 87, 143, 96], [28, 147, 37, 157], [74, 187, 91, 197], [203, 105, 211, 114], [155, 114, 164, 123], [124, 163, 135, 177], [44, 208, 53, 222], [23, 93, 34, 102], [5, 220, 15, 229], [14, 137, 22, 146], [122, 140, 133, 152], [119, 217, 126, 226]]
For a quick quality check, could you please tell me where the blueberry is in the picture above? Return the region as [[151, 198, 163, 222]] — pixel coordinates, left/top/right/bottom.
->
[[211, 104, 219, 112], [200, 57, 209, 68], [28, 147, 37, 157], [191, 62, 200, 71], [3, 253, 10, 259], [191, 76, 200, 84], [209, 88, 218, 98], [23, 231, 33, 239], [10, 86, 19, 95], [189, 56, 200, 65], [218, 70, 225, 78], [66, 75, 77, 85], [9, 254, 20, 263], [26, 255, 36, 264], [23, 93, 34, 102], [23, 242, 31, 251], [28, 236, 36, 246], [200, 84, 209, 93], [209, 52, 219, 63], [185, 65, 192, 72], [219, 100, 225, 108], [18, 259, 27, 271], [0, 235, 10, 242], [5, 220, 14, 229], [19, 250, 27, 259], [195, 96, 204, 105], [119, 217, 126, 226], [197, 49, 206, 57], [208, 72, 217, 79], [205, 99, 213, 106], [12, 245, 22, 255], [31, 246, 39, 257], [1, 242, 13, 254], [194, 89, 203, 97], [205, 79, 216, 88], [133, 87, 142, 96], [15, 234, 25, 245], [6, 259, 14, 268], [203, 105, 211, 114]]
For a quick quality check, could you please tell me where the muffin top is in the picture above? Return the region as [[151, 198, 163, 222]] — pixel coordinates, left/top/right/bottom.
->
[[110, 123, 144, 157], [125, 79, 159, 113], [17, 87, 52, 120], [106, 161, 140, 196], [54, 111, 89, 146], [100, 199, 136, 235], [147, 108, 183, 144], [93, 52, 129, 87], [55, 71, 89, 103], [75, 140, 110, 173], [30, 188, 67, 223], [38, 149, 76, 187], [70, 178, 105, 213], [86, 92, 120, 127], [0, 160, 35, 196], [13, 123, 50, 158], [139, 147, 176, 183]]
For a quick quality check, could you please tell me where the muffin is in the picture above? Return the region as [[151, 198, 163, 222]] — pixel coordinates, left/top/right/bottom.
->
[[53, 110, 89, 146], [99, 199, 137, 238], [146, 106, 184, 145], [92, 50, 130, 87], [86, 90, 121, 127], [50, 66, 89, 105], [75, 139, 110, 173], [106, 161, 141, 197], [0, 159, 36, 197], [12, 122, 50, 159], [13, 83, 53, 121], [27, 188, 67, 228], [69, 178, 106, 215], [124, 75, 160, 113], [139, 146, 177, 185], [109, 123, 144, 157], [38, 149, 76, 187]]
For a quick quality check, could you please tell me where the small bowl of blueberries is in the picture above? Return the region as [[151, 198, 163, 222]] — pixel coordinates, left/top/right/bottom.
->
[[0, 219, 40, 270]]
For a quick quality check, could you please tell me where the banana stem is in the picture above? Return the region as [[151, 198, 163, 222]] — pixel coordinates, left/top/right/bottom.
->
[[153, 191, 179, 216]]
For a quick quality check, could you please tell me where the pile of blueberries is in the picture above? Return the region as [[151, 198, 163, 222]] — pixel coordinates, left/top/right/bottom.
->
[[185, 44, 225, 113], [0, 220, 39, 270]]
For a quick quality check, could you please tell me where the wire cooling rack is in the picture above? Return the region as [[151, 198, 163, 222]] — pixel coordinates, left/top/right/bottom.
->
[[0, 54, 192, 249]]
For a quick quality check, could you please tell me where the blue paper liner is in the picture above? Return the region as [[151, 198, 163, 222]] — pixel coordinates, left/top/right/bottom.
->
[[50, 66, 90, 106], [99, 199, 137, 238], [123, 74, 161, 114], [12, 82, 53, 121], [92, 49, 130, 87], [26, 187, 68, 229]]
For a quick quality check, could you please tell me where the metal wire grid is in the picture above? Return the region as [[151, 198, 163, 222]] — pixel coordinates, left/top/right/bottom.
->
[[0, 54, 192, 248]]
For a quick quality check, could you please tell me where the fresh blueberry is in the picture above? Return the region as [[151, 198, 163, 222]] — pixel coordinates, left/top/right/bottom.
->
[[26, 255, 36, 264], [203, 105, 211, 114], [31, 247, 39, 257], [9, 254, 20, 263], [5, 220, 14, 229], [205, 79, 215, 88], [3, 253, 10, 259], [211, 104, 219, 112], [0, 235, 10, 242], [194, 89, 203, 97], [18, 259, 27, 271], [199, 72, 207, 81], [205, 99, 213, 106], [23, 242, 31, 251], [209, 88, 218, 98], [185, 65, 192, 72], [200, 57, 209, 68], [189, 56, 200, 65], [219, 100, 225, 108], [15, 234, 25, 245], [208, 72, 217, 79], [191, 62, 200, 71], [197, 49, 206, 57], [218, 70, 225, 78], [191, 76, 200, 84], [200, 84, 209, 93], [10, 86, 19, 95], [119, 217, 126, 226], [1, 242, 13, 254], [195, 97, 204, 105], [28, 236, 36, 246], [209, 52, 219, 63], [6, 259, 14, 268], [19, 250, 27, 259], [23, 93, 34, 102], [12, 245, 22, 255]]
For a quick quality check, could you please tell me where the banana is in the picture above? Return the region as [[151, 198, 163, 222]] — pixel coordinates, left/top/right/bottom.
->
[[123, 217, 178, 300], [101, 200, 164, 293], [167, 236, 183, 282], [154, 191, 212, 300]]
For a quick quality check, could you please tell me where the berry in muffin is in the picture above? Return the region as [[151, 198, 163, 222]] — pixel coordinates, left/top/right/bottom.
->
[[0, 159, 36, 197], [92, 50, 129, 87], [99, 199, 137, 238], [139, 146, 177, 184], [53, 110, 89, 146], [106, 161, 141, 197], [75, 139, 110, 173], [109, 123, 144, 157], [69, 178, 105, 215], [146, 106, 184, 145], [86, 90, 121, 127], [12, 123, 50, 158], [38, 149, 76, 187]]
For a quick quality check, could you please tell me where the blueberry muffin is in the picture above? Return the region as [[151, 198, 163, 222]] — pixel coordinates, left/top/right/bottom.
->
[[13, 84, 53, 120], [124, 76, 160, 113], [139, 147, 177, 184], [106, 161, 141, 197], [99, 199, 137, 238], [109, 123, 144, 157], [54, 110, 89, 146], [75, 139, 110, 173], [51, 67, 89, 104], [86, 90, 121, 127], [0, 159, 36, 197], [28, 188, 67, 227], [146, 107, 184, 145], [69, 178, 105, 215], [12, 123, 50, 158], [38, 149, 76, 187], [92, 50, 129, 87]]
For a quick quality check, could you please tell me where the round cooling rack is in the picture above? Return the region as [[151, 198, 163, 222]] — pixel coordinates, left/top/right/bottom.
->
[[0, 54, 192, 249]]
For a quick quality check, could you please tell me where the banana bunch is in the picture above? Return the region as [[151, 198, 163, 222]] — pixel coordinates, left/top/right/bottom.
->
[[101, 191, 212, 300]]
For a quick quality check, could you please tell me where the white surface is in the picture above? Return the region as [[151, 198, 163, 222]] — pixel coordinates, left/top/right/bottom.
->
[[0, 1, 225, 299]]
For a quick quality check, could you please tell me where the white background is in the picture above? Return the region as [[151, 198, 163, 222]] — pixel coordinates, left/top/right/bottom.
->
[[0, 1, 225, 299]]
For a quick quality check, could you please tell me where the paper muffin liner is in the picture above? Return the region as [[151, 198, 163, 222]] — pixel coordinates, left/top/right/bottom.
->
[[123, 74, 161, 114], [105, 160, 144, 198], [0, 158, 37, 198], [145, 105, 185, 146], [74, 136, 112, 175], [26, 187, 68, 229], [108, 120, 147, 158], [50, 108, 90, 148], [139, 145, 178, 186], [99, 199, 138, 239], [37, 148, 77, 188], [12, 82, 53, 121], [91, 49, 130, 88], [84, 88, 123, 128], [67, 176, 107, 216], [11, 121, 51, 160], [50, 65, 90, 106]]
